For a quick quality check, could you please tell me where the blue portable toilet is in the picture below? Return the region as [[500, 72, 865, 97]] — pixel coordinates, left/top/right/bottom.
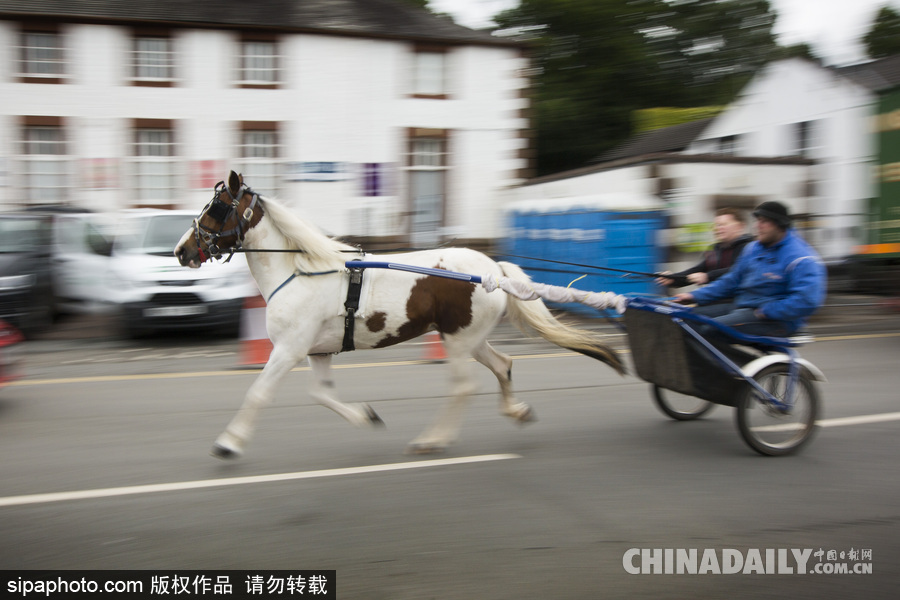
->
[[502, 203, 664, 317]]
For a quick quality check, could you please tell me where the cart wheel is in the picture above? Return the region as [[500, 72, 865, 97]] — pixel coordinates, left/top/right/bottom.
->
[[652, 385, 714, 421], [735, 364, 819, 456]]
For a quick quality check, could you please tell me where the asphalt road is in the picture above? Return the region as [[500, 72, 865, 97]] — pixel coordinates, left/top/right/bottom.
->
[[1, 300, 899, 599]]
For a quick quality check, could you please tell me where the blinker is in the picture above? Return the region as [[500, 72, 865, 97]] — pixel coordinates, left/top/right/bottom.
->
[[208, 197, 232, 223]]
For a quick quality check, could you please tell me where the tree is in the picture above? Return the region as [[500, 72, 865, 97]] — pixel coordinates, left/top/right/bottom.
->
[[396, 0, 430, 10], [771, 42, 820, 62], [864, 5, 900, 59], [494, 0, 781, 175]]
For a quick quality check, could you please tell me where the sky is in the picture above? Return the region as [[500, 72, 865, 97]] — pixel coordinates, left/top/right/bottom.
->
[[428, 0, 900, 65]]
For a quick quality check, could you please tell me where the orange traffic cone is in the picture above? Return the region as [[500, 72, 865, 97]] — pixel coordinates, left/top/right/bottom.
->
[[239, 294, 272, 367], [423, 331, 447, 362]]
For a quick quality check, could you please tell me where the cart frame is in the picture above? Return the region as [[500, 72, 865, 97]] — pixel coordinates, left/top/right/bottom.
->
[[624, 297, 825, 455]]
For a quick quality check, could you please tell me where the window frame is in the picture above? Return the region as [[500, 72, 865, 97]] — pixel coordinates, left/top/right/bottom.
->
[[405, 128, 450, 245], [20, 116, 70, 204], [18, 24, 66, 84], [410, 44, 450, 99], [130, 119, 178, 207], [717, 134, 740, 156], [235, 121, 281, 196], [236, 35, 281, 89], [131, 30, 176, 87], [795, 120, 818, 158]]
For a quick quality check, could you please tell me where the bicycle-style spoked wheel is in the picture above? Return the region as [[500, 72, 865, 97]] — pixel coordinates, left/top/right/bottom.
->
[[736, 364, 819, 456], [652, 385, 714, 421]]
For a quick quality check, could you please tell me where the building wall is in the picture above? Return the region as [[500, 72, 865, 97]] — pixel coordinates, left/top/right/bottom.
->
[[688, 58, 877, 260], [0, 20, 528, 243]]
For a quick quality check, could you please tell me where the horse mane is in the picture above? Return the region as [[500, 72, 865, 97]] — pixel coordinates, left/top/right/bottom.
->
[[256, 196, 357, 271]]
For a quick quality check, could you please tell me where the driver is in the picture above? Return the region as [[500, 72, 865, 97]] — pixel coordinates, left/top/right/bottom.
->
[[672, 201, 826, 338]]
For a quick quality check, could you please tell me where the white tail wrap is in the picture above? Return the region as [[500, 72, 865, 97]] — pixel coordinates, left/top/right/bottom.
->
[[481, 273, 627, 314]]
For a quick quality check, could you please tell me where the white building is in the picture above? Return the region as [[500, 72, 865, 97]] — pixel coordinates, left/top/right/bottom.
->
[[687, 57, 881, 261], [505, 56, 900, 266], [0, 0, 531, 247]]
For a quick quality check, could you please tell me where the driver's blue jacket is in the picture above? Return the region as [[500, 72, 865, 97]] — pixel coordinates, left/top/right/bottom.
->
[[689, 229, 826, 333]]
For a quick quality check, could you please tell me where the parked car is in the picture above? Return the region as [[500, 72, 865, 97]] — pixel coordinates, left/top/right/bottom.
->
[[0, 213, 57, 336], [0, 319, 25, 388], [45, 210, 116, 314], [0, 319, 24, 389], [104, 210, 256, 338]]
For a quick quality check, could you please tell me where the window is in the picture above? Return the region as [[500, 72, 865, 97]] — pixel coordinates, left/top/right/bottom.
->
[[412, 46, 449, 98], [406, 129, 449, 245], [237, 38, 279, 88], [132, 120, 177, 205], [19, 28, 65, 82], [21, 118, 69, 203], [795, 121, 818, 158], [132, 34, 175, 86], [717, 134, 740, 156], [410, 138, 447, 168], [236, 123, 280, 195]]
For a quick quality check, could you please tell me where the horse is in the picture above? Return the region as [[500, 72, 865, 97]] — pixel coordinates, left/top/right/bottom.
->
[[175, 171, 624, 458]]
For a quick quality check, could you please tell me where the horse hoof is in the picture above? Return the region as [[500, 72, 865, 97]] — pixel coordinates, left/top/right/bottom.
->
[[364, 404, 385, 428], [516, 406, 537, 425], [404, 442, 447, 455], [211, 443, 242, 460]]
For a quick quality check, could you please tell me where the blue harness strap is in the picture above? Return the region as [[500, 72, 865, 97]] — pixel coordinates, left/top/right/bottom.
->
[[344, 261, 482, 283], [267, 269, 341, 303], [268, 260, 482, 303]]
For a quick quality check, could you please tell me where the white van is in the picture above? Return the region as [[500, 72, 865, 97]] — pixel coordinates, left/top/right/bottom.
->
[[53, 210, 257, 338]]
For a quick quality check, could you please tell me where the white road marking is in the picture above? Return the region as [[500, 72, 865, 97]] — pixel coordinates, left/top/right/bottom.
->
[[817, 411, 900, 428], [0, 454, 521, 509], [751, 411, 900, 432]]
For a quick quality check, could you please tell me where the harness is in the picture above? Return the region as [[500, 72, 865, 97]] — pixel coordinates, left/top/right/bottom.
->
[[193, 181, 260, 262], [266, 265, 365, 353], [342, 266, 364, 352]]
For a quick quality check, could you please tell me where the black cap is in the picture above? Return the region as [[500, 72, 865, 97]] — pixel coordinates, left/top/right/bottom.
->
[[753, 201, 792, 229]]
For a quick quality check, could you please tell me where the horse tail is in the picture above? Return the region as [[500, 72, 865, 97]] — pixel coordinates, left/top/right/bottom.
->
[[497, 261, 626, 375]]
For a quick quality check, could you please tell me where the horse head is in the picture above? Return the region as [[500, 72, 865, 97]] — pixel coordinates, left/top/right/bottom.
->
[[175, 170, 263, 268]]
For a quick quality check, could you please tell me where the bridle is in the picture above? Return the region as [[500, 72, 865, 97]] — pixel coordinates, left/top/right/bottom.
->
[[193, 180, 260, 263]]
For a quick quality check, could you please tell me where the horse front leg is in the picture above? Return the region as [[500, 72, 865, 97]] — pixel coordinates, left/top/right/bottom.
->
[[307, 354, 384, 428], [406, 354, 476, 454], [211, 346, 298, 459]]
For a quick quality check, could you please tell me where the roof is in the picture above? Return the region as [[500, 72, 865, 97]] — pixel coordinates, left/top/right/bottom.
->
[[595, 117, 715, 163], [526, 152, 814, 186], [0, 0, 516, 47], [833, 54, 900, 92]]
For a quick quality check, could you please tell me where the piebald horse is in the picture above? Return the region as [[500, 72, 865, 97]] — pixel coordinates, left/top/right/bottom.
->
[[175, 171, 623, 457]]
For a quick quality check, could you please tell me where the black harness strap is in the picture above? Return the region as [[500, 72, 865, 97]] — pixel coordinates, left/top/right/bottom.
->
[[342, 267, 365, 352]]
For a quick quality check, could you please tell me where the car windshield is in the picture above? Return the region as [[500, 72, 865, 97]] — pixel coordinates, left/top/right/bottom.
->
[[117, 214, 193, 255], [0, 219, 47, 253]]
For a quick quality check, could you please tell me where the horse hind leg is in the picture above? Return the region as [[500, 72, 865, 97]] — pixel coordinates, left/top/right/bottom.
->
[[406, 352, 477, 455], [473, 341, 535, 425], [307, 354, 384, 428]]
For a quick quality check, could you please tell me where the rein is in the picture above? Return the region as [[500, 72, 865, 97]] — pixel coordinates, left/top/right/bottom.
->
[[235, 248, 665, 282], [499, 253, 666, 281], [192, 182, 667, 300]]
